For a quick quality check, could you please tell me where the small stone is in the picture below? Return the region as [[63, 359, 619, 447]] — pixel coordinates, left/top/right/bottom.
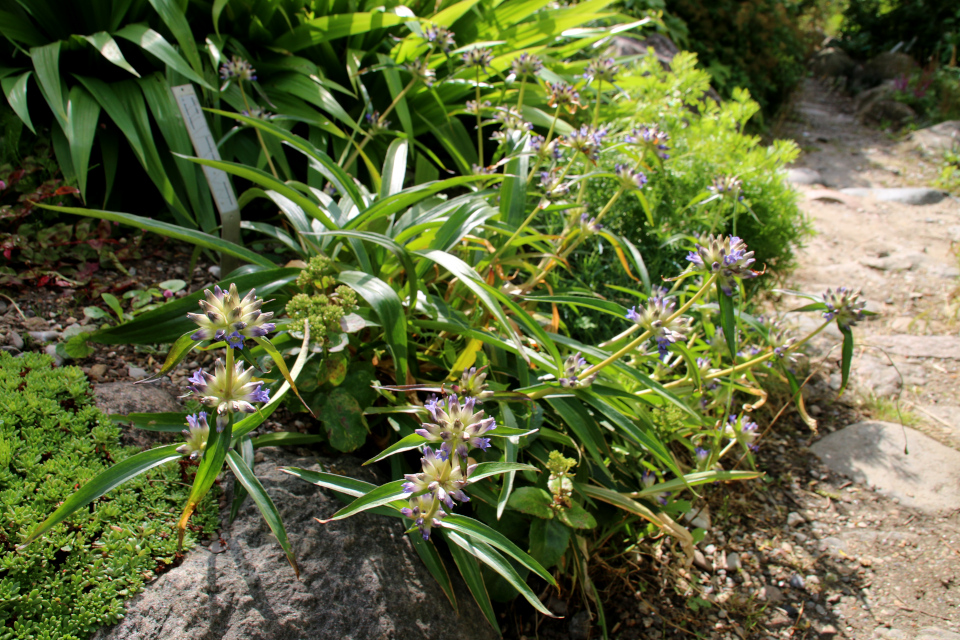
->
[[28, 330, 61, 343], [916, 629, 960, 640], [127, 366, 148, 380], [787, 512, 805, 527], [208, 265, 222, 279], [129, 267, 137, 276], [44, 344, 64, 366], [7, 331, 23, 349], [704, 544, 717, 556], [694, 550, 712, 571], [568, 610, 591, 640], [90, 364, 108, 379], [820, 624, 839, 638], [760, 585, 784, 603], [805, 575, 820, 585], [790, 575, 806, 589], [725, 552, 741, 571]]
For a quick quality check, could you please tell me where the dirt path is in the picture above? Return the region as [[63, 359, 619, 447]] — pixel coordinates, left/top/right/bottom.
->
[[735, 78, 960, 640]]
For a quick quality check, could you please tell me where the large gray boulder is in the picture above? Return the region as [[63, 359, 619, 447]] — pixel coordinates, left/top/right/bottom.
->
[[811, 47, 856, 81], [906, 120, 960, 155], [94, 450, 499, 640], [810, 421, 960, 513], [861, 51, 915, 86], [94, 381, 182, 448]]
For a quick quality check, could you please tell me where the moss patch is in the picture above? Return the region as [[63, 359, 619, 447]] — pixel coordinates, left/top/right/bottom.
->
[[0, 351, 218, 640]]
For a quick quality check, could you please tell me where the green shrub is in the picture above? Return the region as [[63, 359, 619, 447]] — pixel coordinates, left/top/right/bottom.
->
[[658, 0, 809, 116], [840, 0, 960, 64], [568, 53, 808, 339], [0, 352, 216, 640]]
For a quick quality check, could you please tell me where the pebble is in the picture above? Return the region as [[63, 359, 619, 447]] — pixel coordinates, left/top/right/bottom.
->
[[28, 330, 60, 343], [725, 552, 741, 571], [128, 365, 148, 380], [43, 344, 63, 366], [7, 331, 23, 349], [787, 511, 805, 527], [694, 550, 713, 571], [759, 585, 784, 603], [820, 624, 839, 638], [789, 575, 806, 589], [90, 364, 108, 379], [208, 265, 222, 279]]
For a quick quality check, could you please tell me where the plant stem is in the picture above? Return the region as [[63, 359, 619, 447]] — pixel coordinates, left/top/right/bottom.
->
[[575, 273, 719, 381], [240, 83, 279, 179], [476, 67, 484, 169], [592, 79, 602, 129], [516, 76, 527, 112], [343, 78, 417, 172]]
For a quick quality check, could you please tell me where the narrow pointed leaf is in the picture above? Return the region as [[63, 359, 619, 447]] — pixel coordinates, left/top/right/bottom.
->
[[444, 531, 556, 617], [226, 451, 300, 577], [251, 432, 324, 448], [717, 283, 738, 359], [113, 24, 212, 90], [447, 534, 497, 633], [252, 336, 312, 415], [320, 480, 407, 522], [441, 514, 555, 585], [110, 412, 188, 432], [84, 32, 140, 77], [363, 433, 428, 466], [337, 271, 408, 383], [136, 331, 202, 384], [177, 421, 232, 550], [281, 467, 376, 498], [467, 462, 538, 483], [1, 71, 36, 133], [21, 445, 182, 547], [839, 326, 853, 395]]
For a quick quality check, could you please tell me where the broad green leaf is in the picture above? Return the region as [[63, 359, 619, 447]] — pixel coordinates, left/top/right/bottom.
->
[[337, 271, 409, 383], [557, 503, 597, 529], [379, 137, 408, 200], [84, 32, 140, 77], [441, 514, 557, 586], [496, 403, 520, 520], [21, 445, 182, 547], [177, 420, 232, 550], [251, 432, 324, 448], [136, 330, 201, 384], [528, 517, 569, 569], [1, 71, 36, 133], [468, 462, 538, 483], [226, 451, 300, 577], [411, 530, 459, 612], [281, 467, 376, 498], [110, 412, 189, 432], [363, 433, 428, 466], [147, 0, 203, 75], [444, 531, 556, 617], [233, 323, 312, 440], [447, 535, 497, 632], [320, 479, 407, 522], [275, 13, 409, 52], [320, 388, 369, 453], [522, 294, 629, 318], [36, 203, 274, 267], [506, 487, 554, 519], [30, 42, 65, 124], [114, 24, 213, 90], [253, 336, 310, 413]]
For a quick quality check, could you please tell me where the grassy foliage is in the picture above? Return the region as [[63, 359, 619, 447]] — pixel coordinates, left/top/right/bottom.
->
[[0, 352, 217, 640]]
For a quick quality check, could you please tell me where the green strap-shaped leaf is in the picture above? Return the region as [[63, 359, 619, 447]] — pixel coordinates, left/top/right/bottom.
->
[[466, 462, 537, 484], [110, 412, 189, 432], [177, 420, 232, 550], [274, 13, 409, 52], [363, 433, 429, 466], [337, 271, 409, 384], [113, 24, 213, 90], [230, 436, 255, 523], [410, 529, 459, 612], [21, 445, 182, 547], [441, 514, 556, 586], [137, 330, 202, 384], [633, 469, 761, 499], [444, 531, 556, 617], [496, 403, 520, 520], [233, 323, 312, 440], [1, 71, 36, 133], [146, 0, 203, 76], [251, 432, 324, 448], [281, 467, 376, 498], [84, 32, 140, 77], [30, 42, 66, 124], [522, 294, 629, 318], [252, 336, 312, 415], [487, 426, 540, 438], [36, 203, 275, 267], [226, 451, 300, 577], [446, 534, 497, 633], [319, 480, 407, 522], [716, 282, 738, 359], [380, 138, 409, 199]]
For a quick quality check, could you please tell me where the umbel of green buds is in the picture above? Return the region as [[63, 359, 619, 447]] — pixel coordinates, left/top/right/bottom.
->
[[451, 366, 494, 399], [187, 284, 275, 348], [187, 359, 270, 431], [822, 287, 866, 330], [177, 412, 210, 460], [559, 352, 597, 388], [686, 234, 758, 296]]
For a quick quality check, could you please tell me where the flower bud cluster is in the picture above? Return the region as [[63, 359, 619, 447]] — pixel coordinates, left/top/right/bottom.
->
[[641, 470, 670, 506], [177, 412, 210, 460], [220, 57, 256, 82], [579, 213, 602, 234], [685, 234, 758, 296], [405, 59, 436, 86], [403, 395, 498, 540], [583, 57, 618, 84], [560, 125, 607, 163], [422, 25, 456, 53], [461, 47, 494, 70], [451, 366, 495, 400], [614, 164, 648, 191], [822, 287, 866, 330], [626, 125, 670, 159], [558, 351, 597, 388], [539, 170, 570, 202], [187, 284, 276, 348], [511, 53, 543, 77], [723, 413, 759, 451], [546, 82, 582, 114], [187, 358, 270, 431], [626, 292, 689, 360], [709, 175, 743, 194]]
